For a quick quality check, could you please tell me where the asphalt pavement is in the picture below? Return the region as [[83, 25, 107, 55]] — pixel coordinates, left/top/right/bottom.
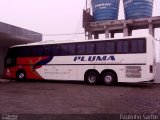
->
[[0, 79, 159, 120]]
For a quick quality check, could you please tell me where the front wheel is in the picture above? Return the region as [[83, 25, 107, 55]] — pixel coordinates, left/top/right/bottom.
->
[[85, 71, 99, 85], [101, 72, 117, 86], [16, 71, 26, 81]]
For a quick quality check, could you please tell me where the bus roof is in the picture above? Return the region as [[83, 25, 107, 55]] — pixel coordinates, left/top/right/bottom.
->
[[10, 35, 153, 48]]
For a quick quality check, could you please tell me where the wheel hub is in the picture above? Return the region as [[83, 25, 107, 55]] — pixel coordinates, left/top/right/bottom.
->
[[88, 75, 96, 83], [19, 73, 24, 79], [104, 75, 112, 83]]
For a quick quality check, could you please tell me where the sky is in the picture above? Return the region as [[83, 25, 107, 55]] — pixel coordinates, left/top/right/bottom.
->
[[0, 0, 159, 40], [0, 0, 86, 40], [0, 0, 160, 60]]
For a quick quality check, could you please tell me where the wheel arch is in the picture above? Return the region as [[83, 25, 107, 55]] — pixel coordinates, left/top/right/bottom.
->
[[16, 69, 26, 74], [84, 69, 100, 81]]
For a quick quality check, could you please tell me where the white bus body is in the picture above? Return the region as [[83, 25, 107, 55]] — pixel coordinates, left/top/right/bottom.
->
[[5, 35, 155, 85]]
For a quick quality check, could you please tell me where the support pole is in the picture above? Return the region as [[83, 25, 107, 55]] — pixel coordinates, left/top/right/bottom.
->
[[123, 23, 129, 37], [149, 23, 154, 37], [94, 33, 99, 39], [105, 29, 109, 38], [111, 32, 115, 38], [88, 31, 92, 40], [128, 29, 132, 36], [86, 0, 88, 10]]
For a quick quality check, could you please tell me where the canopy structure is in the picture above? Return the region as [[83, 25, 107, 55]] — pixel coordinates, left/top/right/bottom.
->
[[0, 22, 42, 47]]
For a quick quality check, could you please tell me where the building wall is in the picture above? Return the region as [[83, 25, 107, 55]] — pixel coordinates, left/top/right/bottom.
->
[[155, 62, 160, 83], [0, 47, 8, 77]]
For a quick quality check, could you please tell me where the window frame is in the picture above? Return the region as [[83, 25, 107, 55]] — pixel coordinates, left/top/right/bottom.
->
[[7, 38, 146, 58]]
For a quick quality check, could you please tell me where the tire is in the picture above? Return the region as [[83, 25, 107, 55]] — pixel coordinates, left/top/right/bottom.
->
[[85, 71, 99, 85], [102, 72, 117, 86], [16, 71, 26, 81]]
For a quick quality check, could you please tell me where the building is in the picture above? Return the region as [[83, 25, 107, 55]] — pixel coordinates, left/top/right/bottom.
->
[[0, 22, 42, 77]]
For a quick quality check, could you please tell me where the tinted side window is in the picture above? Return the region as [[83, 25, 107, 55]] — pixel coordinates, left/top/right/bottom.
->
[[131, 40, 138, 53], [5, 57, 16, 67], [17, 47, 30, 57], [86, 42, 94, 54], [117, 41, 123, 53], [53, 45, 60, 56], [7, 48, 17, 57], [95, 41, 105, 54], [44, 45, 53, 56], [138, 39, 146, 53], [68, 44, 76, 55], [30, 46, 45, 56], [131, 39, 146, 53], [77, 43, 85, 55], [106, 41, 115, 53], [123, 41, 129, 53], [60, 44, 68, 55]]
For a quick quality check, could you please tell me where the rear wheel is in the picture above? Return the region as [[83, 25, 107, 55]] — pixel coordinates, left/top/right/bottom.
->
[[85, 71, 99, 85], [102, 72, 117, 86], [16, 71, 26, 81]]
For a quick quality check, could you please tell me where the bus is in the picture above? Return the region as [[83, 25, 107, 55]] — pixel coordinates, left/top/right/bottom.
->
[[4, 35, 155, 85]]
